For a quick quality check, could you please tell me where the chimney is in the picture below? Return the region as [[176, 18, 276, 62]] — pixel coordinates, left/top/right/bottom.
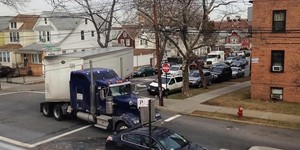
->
[[236, 16, 241, 21], [227, 17, 231, 21]]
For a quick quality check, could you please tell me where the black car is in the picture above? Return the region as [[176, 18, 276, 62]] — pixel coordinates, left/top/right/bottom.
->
[[106, 126, 207, 150], [132, 66, 156, 77], [0, 65, 13, 77], [230, 59, 247, 69], [210, 65, 232, 83]]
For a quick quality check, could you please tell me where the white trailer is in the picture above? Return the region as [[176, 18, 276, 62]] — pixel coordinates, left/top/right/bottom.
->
[[44, 47, 134, 101]]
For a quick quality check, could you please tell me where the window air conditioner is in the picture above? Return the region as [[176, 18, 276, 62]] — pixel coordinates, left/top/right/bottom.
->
[[271, 94, 282, 100], [272, 65, 282, 72], [41, 39, 46, 42]]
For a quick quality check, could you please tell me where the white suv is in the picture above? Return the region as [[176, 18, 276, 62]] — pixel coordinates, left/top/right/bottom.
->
[[147, 75, 183, 96]]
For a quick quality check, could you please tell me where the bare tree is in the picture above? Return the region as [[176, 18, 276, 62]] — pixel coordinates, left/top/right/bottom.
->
[[50, 0, 126, 48], [0, 0, 29, 10], [135, 0, 236, 97]]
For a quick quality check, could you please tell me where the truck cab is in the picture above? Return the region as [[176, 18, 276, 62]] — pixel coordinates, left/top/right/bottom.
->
[[204, 51, 225, 68]]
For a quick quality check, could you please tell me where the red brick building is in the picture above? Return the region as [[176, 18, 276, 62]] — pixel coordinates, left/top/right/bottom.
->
[[251, 0, 300, 102]]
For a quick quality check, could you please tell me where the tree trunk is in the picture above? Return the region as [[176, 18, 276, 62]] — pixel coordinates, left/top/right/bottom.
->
[[196, 60, 207, 89], [181, 59, 192, 97]]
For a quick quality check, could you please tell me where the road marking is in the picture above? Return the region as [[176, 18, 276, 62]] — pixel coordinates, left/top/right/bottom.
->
[[0, 92, 24, 96], [0, 125, 92, 148], [164, 114, 182, 122]]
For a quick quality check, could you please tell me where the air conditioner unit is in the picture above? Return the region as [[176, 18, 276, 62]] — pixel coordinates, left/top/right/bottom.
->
[[272, 65, 282, 72], [41, 39, 46, 42], [271, 94, 282, 100]]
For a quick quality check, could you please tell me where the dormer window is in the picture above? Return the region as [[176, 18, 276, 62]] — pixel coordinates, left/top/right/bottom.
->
[[44, 18, 48, 24], [10, 22, 17, 29], [85, 19, 88, 24]]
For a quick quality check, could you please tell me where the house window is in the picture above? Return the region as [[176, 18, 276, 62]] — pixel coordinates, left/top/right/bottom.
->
[[44, 18, 48, 24], [140, 39, 148, 45], [271, 50, 284, 72], [120, 39, 124, 45], [10, 22, 17, 29], [270, 87, 283, 100], [85, 19, 88, 24], [39, 31, 50, 42], [123, 32, 127, 37], [81, 30, 85, 40], [0, 52, 10, 63], [126, 39, 130, 46], [32, 54, 42, 64], [91, 31, 94, 37], [10, 32, 19, 42], [272, 10, 286, 32]]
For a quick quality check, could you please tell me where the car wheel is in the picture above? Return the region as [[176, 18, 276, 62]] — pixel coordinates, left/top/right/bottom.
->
[[197, 82, 202, 88], [53, 104, 64, 121], [207, 80, 212, 86], [143, 73, 146, 77], [152, 72, 155, 76], [116, 122, 128, 132], [42, 103, 52, 117]]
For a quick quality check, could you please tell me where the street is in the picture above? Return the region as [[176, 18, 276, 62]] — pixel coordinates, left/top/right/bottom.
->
[[0, 73, 299, 150]]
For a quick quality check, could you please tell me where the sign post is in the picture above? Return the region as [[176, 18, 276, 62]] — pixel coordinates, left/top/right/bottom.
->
[[162, 63, 170, 98]]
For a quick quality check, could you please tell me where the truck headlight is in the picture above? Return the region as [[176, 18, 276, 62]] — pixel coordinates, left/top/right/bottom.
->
[[132, 118, 140, 124]]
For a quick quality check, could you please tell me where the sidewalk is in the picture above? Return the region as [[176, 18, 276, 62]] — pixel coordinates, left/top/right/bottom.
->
[[157, 81, 300, 125], [0, 76, 44, 91]]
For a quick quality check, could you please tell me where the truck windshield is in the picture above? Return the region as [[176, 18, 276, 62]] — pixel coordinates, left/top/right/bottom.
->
[[155, 78, 170, 84], [109, 84, 132, 96]]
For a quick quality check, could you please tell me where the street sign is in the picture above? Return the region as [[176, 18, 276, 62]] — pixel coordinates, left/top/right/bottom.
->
[[138, 98, 151, 108], [162, 63, 170, 73]]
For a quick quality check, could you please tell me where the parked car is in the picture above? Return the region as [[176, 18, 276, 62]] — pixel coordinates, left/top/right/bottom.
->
[[0, 65, 13, 77], [231, 67, 244, 78], [189, 70, 213, 88], [224, 56, 237, 65], [132, 66, 156, 77], [230, 60, 247, 69], [148, 75, 183, 96], [106, 126, 207, 150], [210, 65, 232, 83], [165, 64, 182, 76]]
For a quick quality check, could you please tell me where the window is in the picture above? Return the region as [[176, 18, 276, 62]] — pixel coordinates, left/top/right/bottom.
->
[[0, 52, 10, 63], [91, 31, 94, 37], [126, 39, 130, 46], [271, 50, 284, 72], [123, 32, 127, 37], [81, 30, 85, 40], [271, 87, 283, 100], [175, 77, 183, 82], [10, 32, 19, 42], [39, 31, 50, 42], [44, 18, 47, 24], [273, 10, 286, 32], [140, 39, 148, 45], [10, 22, 17, 29], [120, 39, 124, 45], [32, 54, 42, 64], [85, 19, 88, 24]]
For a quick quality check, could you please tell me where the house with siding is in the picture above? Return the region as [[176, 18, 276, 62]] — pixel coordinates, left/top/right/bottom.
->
[[251, 0, 300, 102], [0, 14, 39, 69]]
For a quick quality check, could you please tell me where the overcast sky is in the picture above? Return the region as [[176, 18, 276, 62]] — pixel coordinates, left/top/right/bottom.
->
[[0, 0, 252, 20]]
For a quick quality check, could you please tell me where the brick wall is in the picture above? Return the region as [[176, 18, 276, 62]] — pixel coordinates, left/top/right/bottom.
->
[[251, 0, 300, 102]]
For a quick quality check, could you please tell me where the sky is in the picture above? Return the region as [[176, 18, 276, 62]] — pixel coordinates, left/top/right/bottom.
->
[[0, 0, 252, 21]]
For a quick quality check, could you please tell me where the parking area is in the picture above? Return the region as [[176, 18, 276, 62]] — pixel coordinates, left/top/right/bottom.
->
[[0, 91, 108, 149]]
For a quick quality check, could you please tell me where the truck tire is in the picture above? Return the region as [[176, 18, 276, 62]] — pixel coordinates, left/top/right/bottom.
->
[[53, 104, 64, 121], [116, 122, 128, 132], [42, 103, 52, 117]]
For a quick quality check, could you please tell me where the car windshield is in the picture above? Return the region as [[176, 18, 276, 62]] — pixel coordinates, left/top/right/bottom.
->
[[190, 71, 199, 77], [157, 132, 189, 150], [137, 67, 145, 72], [211, 67, 223, 73], [170, 66, 180, 71], [226, 57, 235, 60], [109, 84, 132, 96], [207, 55, 218, 58]]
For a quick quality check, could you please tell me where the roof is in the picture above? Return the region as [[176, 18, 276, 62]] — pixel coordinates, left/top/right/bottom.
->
[[41, 11, 82, 30], [0, 16, 13, 31], [214, 19, 251, 31], [10, 14, 39, 30], [34, 25, 54, 31], [122, 25, 141, 39], [134, 49, 155, 56], [18, 43, 49, 54], [0, 44, 23, 50], [45, 47, 133, 59]]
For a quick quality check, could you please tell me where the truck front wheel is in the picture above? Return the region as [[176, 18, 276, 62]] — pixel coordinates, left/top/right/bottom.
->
[[42, 104, 52, 117], [53, 104, 64, 121], [116, 122, 128, 132]]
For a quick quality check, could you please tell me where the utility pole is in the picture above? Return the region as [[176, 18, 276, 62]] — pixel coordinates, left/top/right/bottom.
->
[[153, 0, 163, 106]]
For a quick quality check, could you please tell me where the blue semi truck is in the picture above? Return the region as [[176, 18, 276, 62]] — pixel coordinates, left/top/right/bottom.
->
[[40, 68, 161, 131]]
